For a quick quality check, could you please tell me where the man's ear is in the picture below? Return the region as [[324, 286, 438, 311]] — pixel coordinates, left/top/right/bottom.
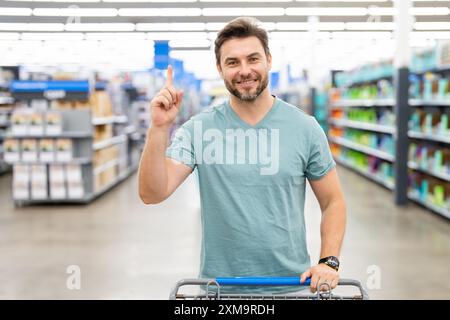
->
[[267, 52, 272, 70], [216, 63, 223, 78]]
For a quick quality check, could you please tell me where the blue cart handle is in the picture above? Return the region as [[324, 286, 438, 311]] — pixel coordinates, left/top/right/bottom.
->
[[215, 276, 311, 286]]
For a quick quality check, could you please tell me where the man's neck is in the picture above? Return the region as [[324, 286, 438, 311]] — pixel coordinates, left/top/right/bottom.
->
[[229, 90, 275, 126]]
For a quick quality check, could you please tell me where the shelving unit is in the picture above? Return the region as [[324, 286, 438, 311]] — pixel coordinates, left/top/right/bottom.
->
[[0, 97, 15, 174], [327, 44, 449, 219], [5, 80, 140, 206]]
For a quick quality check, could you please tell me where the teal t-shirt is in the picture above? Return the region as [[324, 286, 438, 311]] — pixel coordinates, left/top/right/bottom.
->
[[166, 96, 336, 294]]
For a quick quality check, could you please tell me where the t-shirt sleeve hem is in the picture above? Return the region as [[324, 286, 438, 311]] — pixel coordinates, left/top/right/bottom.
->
[[165, 152, 196, 170], [306, 160, 336, 181]]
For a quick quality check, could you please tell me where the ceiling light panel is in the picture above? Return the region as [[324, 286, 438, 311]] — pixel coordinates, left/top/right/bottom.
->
[[119, 8, 201, 16]]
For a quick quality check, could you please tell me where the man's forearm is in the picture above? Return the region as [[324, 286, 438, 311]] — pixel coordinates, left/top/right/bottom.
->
[[138, 126, 170, 203], [319, 199, 346, 259]]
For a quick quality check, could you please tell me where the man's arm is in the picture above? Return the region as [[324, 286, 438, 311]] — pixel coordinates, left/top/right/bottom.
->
[[138, 65, 193, 205], [138, 126, 192, 204], [300, 167, 347, 292]]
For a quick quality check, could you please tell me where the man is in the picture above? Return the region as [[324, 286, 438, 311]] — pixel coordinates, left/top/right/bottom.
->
[[139, 17, 346, 295]]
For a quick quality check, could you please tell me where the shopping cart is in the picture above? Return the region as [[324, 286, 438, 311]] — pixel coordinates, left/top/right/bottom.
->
[[169, 276, 369, 300]]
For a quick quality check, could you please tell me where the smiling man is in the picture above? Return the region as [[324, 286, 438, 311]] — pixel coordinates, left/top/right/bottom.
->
[[138, 17, 347, 295]]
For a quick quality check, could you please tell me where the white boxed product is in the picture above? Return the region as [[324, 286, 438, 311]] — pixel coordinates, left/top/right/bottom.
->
[[31, 99, 48, 111], [31, 165, 47, 199], [39, 139, 55, 162], [28, 112, 44, 135], [49, 164, 66, 199], [4, 139, 20, 162], [66, 164, 84, 199], [55, 139, 72, 161], [13, 165, 30, 200], [65, 164, 82, 182], [21, 139, 38, 162], [67, 181, 84, 199], [45, 111, 62, 135], [10, 110, 29, 135]]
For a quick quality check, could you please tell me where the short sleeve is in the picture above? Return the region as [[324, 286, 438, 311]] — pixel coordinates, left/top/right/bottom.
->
[[165, 122, 196, 169], [305, 118, 336, 180]]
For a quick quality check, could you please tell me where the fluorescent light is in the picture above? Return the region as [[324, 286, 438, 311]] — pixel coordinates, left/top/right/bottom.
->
[[20, 32, 84, 40], [0, 32, 20, 40], [346, 22, 395, 30], [8, 0, 101, 2], [147, 32, 208, 40], [411, 31, 450, 39], [269, 31, 331, 39], [295, 0, 387, 1], [169, 39, 211, 48], [0, 8, 32, 16], [202, 8, 285, 16], [84, 32, 147, 40], [411, 7, 450, 16], [286, 7, 367, 16], [136, 23, 206, 31], [331, 31, 392, 39], [105, 0, 196, 2], [276, 22, 345, 31], [200, 0, 291, 2], [414, 22, 450, 30], [206, 23, 226, 31], [65, 23, 135, 31], [368, 7, 449, 16], [33, 8, 118, 17], [0, 23, 65, 31], [119, 8, 201, 16]]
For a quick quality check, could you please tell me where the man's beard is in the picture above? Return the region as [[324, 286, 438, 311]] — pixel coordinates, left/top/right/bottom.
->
[[225, 73, 269, 102]]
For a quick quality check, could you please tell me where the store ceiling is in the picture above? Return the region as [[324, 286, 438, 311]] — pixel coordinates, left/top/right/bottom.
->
[[0, 1, 449, 79]]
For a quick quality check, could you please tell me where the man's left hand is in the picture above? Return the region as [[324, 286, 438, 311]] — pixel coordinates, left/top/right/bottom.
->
[[300, 264, 339, 293]]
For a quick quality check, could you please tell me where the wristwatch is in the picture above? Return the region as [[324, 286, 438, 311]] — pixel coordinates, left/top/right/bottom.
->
[[318, 256, 340, 271]]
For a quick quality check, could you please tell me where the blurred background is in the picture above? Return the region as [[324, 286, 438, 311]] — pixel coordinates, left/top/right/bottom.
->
[[0, 0, 449, 300]]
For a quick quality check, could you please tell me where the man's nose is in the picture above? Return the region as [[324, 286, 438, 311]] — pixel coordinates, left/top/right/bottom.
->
[[238, 62, 251, 77]]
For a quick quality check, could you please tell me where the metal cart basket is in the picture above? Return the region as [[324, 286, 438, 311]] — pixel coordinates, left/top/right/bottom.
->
[[170, 276, 369, 300]]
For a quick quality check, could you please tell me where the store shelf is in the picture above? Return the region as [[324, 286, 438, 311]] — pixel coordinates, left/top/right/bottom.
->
[[408, 161, 450, 182], [0, 107, 13, 113], [408, 192, 450, 219], [330, 99, 394, 108], [92, 115, 128, 126], [329, 118, 395, 134], [6, 132, 92, 139], [90, 162, 139, 200], [408, 131, 450, 144], [409, 99, 450, 107], [0, 97, 14, 105], [93, 158, 120, 175], [92, 134, 126, 150], [6, 158, 92, 165], [329, 136, 395, 162], [335, 157, 394, 190]]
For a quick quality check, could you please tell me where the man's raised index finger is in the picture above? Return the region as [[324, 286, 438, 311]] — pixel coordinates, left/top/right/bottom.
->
[[166, 65, 173, 86]]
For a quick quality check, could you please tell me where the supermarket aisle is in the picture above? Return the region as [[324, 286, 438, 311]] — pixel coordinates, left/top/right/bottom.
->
[[0, 165, 449, 300]]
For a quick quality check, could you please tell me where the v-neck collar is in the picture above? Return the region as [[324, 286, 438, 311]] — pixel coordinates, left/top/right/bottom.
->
[[226, 95, 280, 128]]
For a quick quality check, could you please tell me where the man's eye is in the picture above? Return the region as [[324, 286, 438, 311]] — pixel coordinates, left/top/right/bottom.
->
[[250, 57, 258, 62]]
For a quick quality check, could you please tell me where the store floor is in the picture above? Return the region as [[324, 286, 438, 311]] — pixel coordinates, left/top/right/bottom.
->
[[0, 165, 449, 300]]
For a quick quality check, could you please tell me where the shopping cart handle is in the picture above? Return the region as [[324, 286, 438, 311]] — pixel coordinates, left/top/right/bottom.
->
[[215, 276, 311, 286]]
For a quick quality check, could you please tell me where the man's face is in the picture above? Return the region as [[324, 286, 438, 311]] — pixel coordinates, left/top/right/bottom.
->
[[217, 36, 272, 102]]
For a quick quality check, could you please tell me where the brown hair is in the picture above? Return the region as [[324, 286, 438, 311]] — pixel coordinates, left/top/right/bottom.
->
[[214, 17, 270, 66]]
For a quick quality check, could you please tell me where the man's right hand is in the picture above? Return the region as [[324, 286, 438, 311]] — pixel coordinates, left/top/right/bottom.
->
[[150, 65, 184, 130]]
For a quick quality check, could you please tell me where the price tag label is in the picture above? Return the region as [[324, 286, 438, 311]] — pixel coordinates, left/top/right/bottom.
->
[[44, 90, 66, 100]]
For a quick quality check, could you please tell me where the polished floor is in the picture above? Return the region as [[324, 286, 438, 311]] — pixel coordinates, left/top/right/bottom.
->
[[0, 165, 449, 300]]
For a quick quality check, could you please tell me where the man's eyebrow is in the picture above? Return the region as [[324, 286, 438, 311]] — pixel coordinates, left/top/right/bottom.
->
[[224, 52, 262, 62]]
